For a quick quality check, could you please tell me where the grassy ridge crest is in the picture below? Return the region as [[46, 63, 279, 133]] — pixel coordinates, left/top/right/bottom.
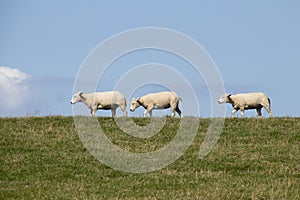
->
[[0, 117, 299, 199]]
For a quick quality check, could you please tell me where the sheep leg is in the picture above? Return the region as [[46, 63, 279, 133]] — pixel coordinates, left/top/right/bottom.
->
[[240, 109, 245, 118], [231, 108, 239, 118], [268, 110, 274, 117], [144, 105, 153, 117], [263, 105, 273, 117], [171, 109, 175, 118], [111, 108, 116, 117], [256, 106, 262, 117], [175, 106, 182, 118], [120, 104, 128, 116], [149, 110, 153, 117], [170, 104, 176, 118], [90, 109, 96, 117], [143, 110, 148, 117]]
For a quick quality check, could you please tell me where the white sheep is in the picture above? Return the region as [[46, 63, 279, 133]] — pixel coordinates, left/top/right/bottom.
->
[[129, 91, 182, 118], [218, 92, 273, 118], [71, 91, 128, 117]]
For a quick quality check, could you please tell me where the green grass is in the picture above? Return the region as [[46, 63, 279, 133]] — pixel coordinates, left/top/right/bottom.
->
[[0, 117, 299, 199]]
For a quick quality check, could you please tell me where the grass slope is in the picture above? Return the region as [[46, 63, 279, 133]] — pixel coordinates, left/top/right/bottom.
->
[[0, 117, 299, 199]]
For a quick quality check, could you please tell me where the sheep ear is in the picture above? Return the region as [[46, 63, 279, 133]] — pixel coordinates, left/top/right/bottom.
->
[[79, 92, 85, 100], [227, 94, 232, 98], [136, 98, 142, 104]]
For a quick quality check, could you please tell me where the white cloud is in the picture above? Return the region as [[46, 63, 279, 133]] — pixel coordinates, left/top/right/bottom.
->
[[0, 66, 34, 114]]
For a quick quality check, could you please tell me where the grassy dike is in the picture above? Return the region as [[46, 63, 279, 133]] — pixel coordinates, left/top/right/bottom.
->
[[0, 117, 299, 199]]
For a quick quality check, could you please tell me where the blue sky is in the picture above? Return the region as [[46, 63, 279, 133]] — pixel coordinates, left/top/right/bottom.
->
[[1, 1, 299, 117]]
